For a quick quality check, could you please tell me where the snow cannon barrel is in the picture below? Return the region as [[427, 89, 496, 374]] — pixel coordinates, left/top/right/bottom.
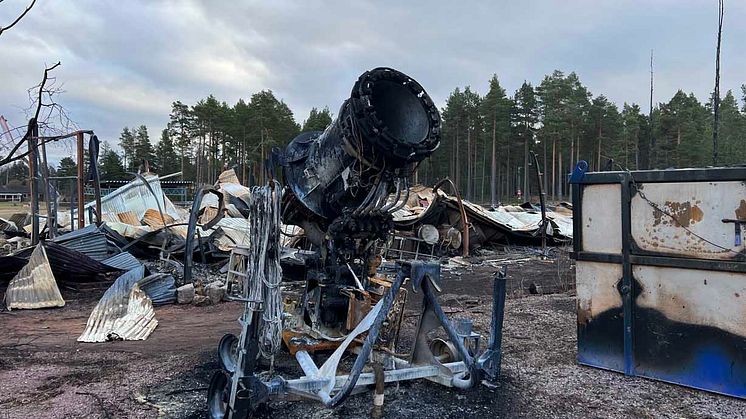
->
[[282, 67, 441, 221]]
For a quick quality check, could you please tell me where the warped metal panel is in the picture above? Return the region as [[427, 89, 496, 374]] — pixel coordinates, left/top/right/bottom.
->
[[633, 265, 746, 397], [139, 274, 177, 306], [581, 184, 622, 254], [77, 266, 158, 342], [43, 242, 116, 280], [102, 252, 142, 272], [631, 181, 746, 260], [71, 175, 184, 229], [52, 224, 110, 261], [4, 244, 65, 309]]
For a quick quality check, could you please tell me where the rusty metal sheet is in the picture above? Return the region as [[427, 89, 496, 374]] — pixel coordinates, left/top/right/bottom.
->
[[575, 261, 624, 371], [117, 211, 141, 226], [631, 181, 746, 260], [633, 265, 746, 397], [581, 184, 622, 254], [4, 244, 65, 309], [141, 208, 175, 229]]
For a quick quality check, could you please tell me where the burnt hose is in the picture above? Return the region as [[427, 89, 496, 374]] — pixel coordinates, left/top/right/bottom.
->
[[325, 267, 407, 407]]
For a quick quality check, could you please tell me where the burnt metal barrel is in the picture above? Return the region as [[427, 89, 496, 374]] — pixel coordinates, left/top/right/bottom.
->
[[283, 67, 441, 221]]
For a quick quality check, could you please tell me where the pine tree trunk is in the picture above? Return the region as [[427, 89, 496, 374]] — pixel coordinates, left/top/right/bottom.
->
[[551, 138, 556, 200], [490, 114, 497, 208]]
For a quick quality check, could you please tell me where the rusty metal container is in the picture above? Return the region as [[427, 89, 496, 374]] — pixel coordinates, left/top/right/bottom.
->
[[571, 166, 746, 398]]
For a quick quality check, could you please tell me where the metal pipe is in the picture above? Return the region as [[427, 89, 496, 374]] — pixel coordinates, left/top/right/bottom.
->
[[380, 178, 402, 212]]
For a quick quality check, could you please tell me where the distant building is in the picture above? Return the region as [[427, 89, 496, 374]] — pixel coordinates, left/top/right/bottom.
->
[[0, 185, 29, 202]]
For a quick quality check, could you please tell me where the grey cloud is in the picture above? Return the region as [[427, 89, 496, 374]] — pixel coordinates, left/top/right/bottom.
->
[[1, 0, 744, 164]]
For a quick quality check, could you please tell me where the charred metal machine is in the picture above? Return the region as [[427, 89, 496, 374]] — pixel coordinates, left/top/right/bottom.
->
[[208, 67, 507, 418]]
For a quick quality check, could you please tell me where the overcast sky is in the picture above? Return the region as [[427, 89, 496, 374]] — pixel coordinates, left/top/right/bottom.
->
[[1, 0, 744, 165]]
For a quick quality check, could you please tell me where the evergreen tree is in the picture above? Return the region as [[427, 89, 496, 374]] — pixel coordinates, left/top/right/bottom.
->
[[133, 125, 155, 171], [715, 90, 745, 165], [99, 141, 126, 180], [245, 90, 300, 184], [479, 75, 512, 205], [302, 107, 333, 132], [512, 82, 538, 199], [155, 129, 179, 174], [169, 101, 194, 179], [118, 127, 135, 171]]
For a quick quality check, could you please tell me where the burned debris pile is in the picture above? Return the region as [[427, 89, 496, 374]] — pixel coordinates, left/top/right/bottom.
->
[[0, 165, 571, 327]]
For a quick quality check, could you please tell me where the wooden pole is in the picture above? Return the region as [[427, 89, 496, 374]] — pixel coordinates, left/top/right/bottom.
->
[[28, 120, 39, 244], [76, 131, 85, 228], [39, 133, 54, 238]]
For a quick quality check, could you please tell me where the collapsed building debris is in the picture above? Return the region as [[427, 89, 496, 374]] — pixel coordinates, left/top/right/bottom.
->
[[381, 184, 572, 263]]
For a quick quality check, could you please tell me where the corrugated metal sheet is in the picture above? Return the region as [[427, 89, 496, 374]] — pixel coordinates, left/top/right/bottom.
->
[[52, 225, 110, 261], [139, 273, 177, 305], [69, 175, 186, 229], [200, 218, 251, 251], [141, 208, 175, 229], [0, 217, 18, 232], [43, 242, 117, 280], [117, 211, 141, 226], [4, 244, 65, 309], [102, 252, 143, 272], [77, 266, 158, 342]]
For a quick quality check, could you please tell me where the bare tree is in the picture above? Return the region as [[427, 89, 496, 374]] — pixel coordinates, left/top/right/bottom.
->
[[0, 62, 77, 167], [0, 0, 37, 37]]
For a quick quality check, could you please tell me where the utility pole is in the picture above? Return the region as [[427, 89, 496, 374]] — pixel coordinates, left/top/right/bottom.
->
[[713, 0, 724, 166]]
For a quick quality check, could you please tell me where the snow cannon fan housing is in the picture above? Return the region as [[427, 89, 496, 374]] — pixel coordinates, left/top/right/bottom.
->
[[283, 67, 441, 224]]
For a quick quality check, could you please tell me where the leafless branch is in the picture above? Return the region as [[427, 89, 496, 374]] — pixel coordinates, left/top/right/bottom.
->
[[0, 0, 37, 37], [0, 61, 79, 167]]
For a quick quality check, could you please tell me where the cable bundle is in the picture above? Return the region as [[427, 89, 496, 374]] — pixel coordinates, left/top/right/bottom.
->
[[246, 184, 283, 358]]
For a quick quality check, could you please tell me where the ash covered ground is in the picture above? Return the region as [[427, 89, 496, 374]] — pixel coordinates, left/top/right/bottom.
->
[[1, 250, 743, 418]]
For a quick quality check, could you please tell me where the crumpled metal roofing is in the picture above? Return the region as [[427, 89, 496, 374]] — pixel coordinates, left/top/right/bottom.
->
[[52, 224, 110, 261], [68, 174, 186, 229], [43, 241, 118, 280], [77, 266, 158, 342], [4, 244, 65, 309], [392, 186, 573, 241], [139, 273, 177, 306], [0, 217, 18, 232], [102, 252, 143, 272]]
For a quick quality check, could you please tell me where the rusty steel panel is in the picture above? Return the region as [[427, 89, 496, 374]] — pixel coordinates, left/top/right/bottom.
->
[[631, 181, 746, 260], [575, 261, 624, 372], [581, 184, 622, 254], [633, 265, 746, 397]]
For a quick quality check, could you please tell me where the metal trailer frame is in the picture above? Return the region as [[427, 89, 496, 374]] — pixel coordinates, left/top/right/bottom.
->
[[570, 164, 746, 398], [209, 261, 507, 418]]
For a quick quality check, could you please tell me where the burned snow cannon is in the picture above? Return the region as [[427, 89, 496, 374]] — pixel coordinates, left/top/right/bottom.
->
[[209, 67, 507, 418]]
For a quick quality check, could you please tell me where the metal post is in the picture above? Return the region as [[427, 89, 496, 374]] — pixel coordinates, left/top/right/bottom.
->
[[90, 135, 102, 225], [530, 152, 547, 255], [39, 136, 55, 238], [27, 120, 39, 245], [76, 132, 85, 228]]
